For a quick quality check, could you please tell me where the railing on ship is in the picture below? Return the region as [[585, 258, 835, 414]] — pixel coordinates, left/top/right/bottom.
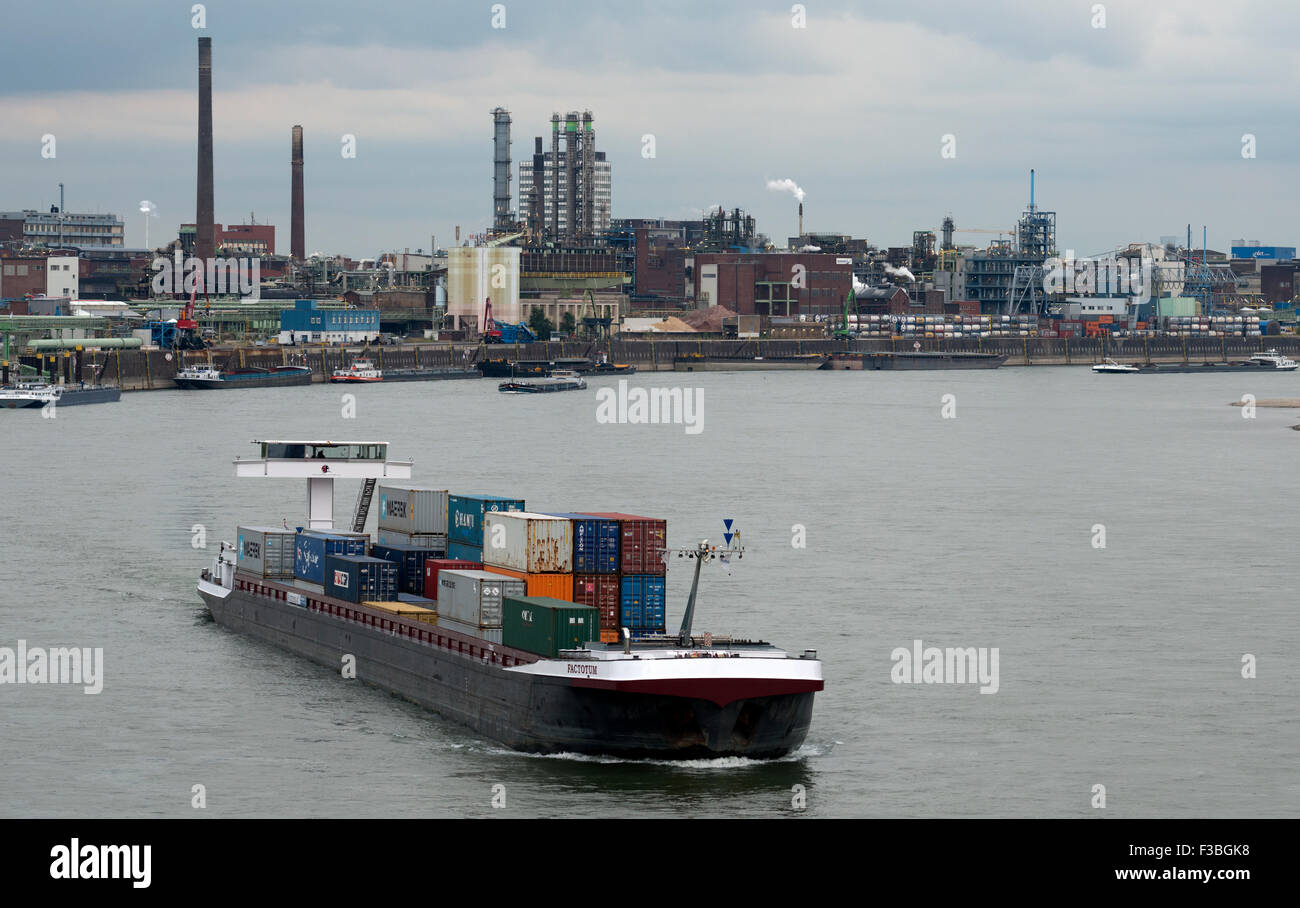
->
[[232, 575, 534, 668]]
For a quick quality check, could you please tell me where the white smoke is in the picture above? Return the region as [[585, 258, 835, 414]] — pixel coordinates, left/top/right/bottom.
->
[[852, 275, 869, 294], [800, 244, 822, 252], [885, 265, 916, 282], [766, 179, 806, 203]]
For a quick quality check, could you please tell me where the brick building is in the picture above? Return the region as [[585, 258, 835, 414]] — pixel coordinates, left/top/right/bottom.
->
[[692, 252, 853, 317]]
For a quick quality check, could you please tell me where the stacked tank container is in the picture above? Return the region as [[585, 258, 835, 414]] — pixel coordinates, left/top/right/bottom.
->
[[582, 512, 669, 639]]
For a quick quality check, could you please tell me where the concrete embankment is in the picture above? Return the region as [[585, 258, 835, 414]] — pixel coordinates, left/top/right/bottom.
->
[[38, 334, 1300, 391]]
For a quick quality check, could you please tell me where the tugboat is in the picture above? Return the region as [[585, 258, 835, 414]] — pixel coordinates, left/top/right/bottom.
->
[[498, 370, 588, 393], [197, 439, 823, 757], [330, 357, 383, 383]]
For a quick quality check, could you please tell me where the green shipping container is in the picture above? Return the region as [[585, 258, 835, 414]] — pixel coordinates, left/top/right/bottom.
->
[[502, 596, 598, 658]]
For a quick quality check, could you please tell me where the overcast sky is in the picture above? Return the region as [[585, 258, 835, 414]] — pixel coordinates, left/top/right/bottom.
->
[[2, 0, 1297, 258]]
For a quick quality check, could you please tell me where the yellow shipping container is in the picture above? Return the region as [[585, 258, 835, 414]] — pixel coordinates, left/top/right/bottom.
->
[[362, 601, 439, 625]]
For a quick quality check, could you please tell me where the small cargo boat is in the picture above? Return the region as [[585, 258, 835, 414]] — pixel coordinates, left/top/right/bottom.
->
[[330, 358, 383, 383], [498, 370, 588, 393]]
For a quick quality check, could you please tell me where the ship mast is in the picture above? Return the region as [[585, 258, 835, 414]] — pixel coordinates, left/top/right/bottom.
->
[[674, 538, 742, 647]]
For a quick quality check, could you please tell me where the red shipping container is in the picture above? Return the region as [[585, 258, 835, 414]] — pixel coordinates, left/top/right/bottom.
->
[[422, 558, 482, 600], [583, 513, 667, 575], [571, 573, 620, 630]]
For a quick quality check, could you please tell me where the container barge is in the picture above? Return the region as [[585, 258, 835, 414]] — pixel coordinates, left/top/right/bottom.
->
[[198, 440, 822, 758], [672, 354, 830, 372], [174, 364, 313, 389], [0, 381, 121, 408], [1091, 350, 1299, 374]]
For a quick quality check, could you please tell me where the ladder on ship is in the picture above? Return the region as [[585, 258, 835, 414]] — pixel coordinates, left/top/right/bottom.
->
[[352, 478, 376, 533]]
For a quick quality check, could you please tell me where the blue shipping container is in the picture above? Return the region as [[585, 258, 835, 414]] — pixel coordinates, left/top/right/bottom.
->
[[447, 494, 525, 546], [324, 554, 399, 604], [620, 574, 667, 630], [447, 540, 484, 562], [294, 532, 367, 584], [545, 512, 619, 574], [370, 543, 444, 595]]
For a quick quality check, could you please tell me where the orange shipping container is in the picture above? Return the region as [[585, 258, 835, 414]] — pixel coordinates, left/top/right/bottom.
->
[[483, 565, 573, 601]]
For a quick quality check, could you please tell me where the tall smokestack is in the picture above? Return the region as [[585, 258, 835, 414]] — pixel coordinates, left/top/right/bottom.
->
[[491, 108, 512, 233], [798, 202, 803, 238], [196, 37, 214, 263], [291, 125, 305, 260]]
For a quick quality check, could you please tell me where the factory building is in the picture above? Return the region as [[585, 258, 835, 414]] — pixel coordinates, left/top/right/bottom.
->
[[179, 222, 275, 256], [0, 209, 124, 247], [278, 299, 380, 344], [692, 252, 852, 317], [519, 111, 611, 241]]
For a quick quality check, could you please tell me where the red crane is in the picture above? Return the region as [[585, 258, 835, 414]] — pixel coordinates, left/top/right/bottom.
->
[[481, 297, 501, 342]]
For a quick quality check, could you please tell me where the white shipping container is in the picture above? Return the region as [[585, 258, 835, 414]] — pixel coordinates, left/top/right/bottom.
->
[[482, 511, 574, 573]]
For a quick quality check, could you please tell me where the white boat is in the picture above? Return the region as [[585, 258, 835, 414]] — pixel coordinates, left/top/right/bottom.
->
[[498, 370, 588, 393], [0, 382, 61, 409], [1248, 349, 1299, 371], [1092, 359, 1139, 374], [330, 358, 383, 383]]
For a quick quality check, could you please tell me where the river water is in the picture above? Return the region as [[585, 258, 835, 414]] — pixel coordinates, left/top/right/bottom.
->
[[2, 367, 1296, 817]]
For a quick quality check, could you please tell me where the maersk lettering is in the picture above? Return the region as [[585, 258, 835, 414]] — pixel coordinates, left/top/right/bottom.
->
[[387, 500, 408, 520]]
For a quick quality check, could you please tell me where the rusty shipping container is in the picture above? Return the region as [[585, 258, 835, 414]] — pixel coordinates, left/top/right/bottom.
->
[[482, 511, 573, 574], [583, 513, 667, 575], [484, 565, 573, 601]]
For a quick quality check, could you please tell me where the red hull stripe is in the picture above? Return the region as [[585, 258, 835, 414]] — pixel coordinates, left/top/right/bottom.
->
[[569, 677, 823, 707]]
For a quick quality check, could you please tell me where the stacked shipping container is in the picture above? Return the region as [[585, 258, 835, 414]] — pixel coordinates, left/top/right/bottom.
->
[[324, 554, 399, 603], [237, 526, 296, 579], [435, 569, 527, 643], [377, 485, 449, 550], [482, 511, 575, 606], [447, 494, 525, 563], [583, 512, 668, 638], [422, 557, 483, 600], [370, 543, 446, 596], [294, 530, 367, 584], [501, 596, 599, 658]]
